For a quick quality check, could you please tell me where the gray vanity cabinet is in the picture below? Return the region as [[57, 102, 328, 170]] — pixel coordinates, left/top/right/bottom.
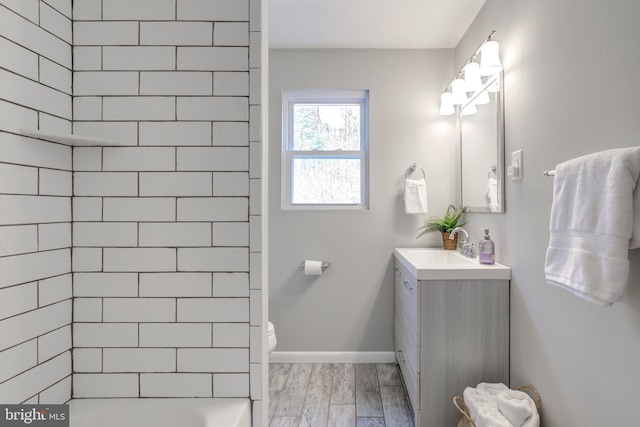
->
[[394, 259, 509, 427]]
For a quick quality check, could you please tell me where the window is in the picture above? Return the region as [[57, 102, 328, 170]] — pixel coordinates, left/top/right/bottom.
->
[[282, 90, 369, 210]]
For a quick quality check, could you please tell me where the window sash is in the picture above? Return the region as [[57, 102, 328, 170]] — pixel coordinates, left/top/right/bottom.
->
[[286, 97, 368, 152], [284, 151, 368, 209], [282, 90, 369, 210]]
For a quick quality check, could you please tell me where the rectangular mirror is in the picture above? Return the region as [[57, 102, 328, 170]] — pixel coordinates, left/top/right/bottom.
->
[[458, 72, 505, 213]]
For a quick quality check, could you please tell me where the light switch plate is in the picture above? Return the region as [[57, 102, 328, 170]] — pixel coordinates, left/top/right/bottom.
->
[[509, 149, 523, 180]]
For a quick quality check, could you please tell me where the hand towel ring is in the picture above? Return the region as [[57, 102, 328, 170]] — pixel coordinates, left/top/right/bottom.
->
[[405, 163, 426, 180]]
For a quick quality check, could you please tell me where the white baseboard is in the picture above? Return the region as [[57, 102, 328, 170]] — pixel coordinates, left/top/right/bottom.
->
[[269, 351, 396, 364]]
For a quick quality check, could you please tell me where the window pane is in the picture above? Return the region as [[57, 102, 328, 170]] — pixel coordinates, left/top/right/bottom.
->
[[292, 158, 361, 204], [293, 104, 361, 150]]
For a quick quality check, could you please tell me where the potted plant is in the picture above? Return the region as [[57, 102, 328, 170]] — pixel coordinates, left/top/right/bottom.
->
[[416, 205, 468, 250]]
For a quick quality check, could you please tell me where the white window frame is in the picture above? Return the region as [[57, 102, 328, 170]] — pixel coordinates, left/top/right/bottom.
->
[[281, 89, 370, 210]]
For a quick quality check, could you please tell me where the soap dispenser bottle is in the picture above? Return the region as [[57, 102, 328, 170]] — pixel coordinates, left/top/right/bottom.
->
[[479, 228, 495, 265]]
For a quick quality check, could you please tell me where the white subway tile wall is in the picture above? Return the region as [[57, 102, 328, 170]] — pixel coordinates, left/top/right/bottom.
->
[[72, 373, 139, 398], [0, 2, 72, 402], [39, 112, 72, 135], [0, 353, 71, 404], [70, 0, 262, 401], [37, 325, 71, 363], [0, 0, 262, 404], [0, 6, 71, 65], [139, 373, 213, 398], [73, 122, 138, 145]]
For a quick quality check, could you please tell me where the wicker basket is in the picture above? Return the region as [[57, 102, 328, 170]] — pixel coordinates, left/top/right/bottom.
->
[[442, 232, 458, 250], [454, 385, 542, 427]]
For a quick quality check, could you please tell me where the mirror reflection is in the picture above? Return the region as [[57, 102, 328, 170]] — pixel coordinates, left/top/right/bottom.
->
[[459, 72, 505, 213]]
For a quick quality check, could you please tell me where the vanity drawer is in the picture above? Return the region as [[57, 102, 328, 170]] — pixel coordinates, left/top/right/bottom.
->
[[395, 331, 419, 413], [395, 262, 419, 373]]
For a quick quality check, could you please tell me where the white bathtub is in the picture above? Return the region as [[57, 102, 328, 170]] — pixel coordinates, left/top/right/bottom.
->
[[69, 398, 251, 427]]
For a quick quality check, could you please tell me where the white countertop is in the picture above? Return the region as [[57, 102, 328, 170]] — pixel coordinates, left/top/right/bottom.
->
[[394, 247, 511, 281]]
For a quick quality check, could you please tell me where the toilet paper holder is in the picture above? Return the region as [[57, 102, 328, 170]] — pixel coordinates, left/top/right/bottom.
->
[[299, 261, 330, 272]]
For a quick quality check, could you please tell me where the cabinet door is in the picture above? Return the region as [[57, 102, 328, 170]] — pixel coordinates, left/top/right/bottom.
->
[[420, 279, 509, 427]]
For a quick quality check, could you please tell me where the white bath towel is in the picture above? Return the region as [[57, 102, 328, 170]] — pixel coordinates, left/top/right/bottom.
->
[[464, 384, 512, 424], [496, 390, 539, 427], [476, 407, 512, 427], [404, 177, 428, 214], [463, 387, 496, 421], [477, 382, 510, 396], [545, 146, 640, 306]]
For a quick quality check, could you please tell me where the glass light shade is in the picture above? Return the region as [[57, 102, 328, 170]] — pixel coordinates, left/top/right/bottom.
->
[[473, 89, 490, 105], [460, 101, 477, 116], [451, 78, 468, 105], [479, 40, 502, 76], [439, 92, 455, 115], [463, 62, 482, 92]]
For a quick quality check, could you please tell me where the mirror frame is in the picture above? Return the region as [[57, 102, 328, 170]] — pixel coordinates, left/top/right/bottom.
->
[[456, 71, 505, 213]]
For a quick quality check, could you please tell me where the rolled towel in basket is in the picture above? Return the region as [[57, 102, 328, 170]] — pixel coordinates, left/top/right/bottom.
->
[[476, 407, 512, 427], [477, 382, 510, 396], [463, 387, 496, 421], [496, 389, 539, 427]]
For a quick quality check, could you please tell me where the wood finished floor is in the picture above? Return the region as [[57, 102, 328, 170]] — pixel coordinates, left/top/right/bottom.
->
[[269, 363, 415, 427]]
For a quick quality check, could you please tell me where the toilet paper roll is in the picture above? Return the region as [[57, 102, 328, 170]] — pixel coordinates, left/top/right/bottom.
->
[[304, 260, 323, 276]]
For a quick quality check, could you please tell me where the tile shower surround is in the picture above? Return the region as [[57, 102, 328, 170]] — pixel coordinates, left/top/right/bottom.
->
[[0, 0, 264, 412], [0, 0, 73, 404]]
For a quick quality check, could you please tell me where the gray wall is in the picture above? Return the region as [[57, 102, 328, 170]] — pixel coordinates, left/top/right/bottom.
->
[[271, 1, 640, 423], [457, 0, 640, 425], [269, 49, 456, 352]]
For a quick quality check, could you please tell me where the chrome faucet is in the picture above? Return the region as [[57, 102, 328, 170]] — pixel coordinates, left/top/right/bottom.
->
[[449, 227, 476, 258]]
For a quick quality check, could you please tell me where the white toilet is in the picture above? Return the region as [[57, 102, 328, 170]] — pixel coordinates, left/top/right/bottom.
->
[[267, 321, 277, 354]]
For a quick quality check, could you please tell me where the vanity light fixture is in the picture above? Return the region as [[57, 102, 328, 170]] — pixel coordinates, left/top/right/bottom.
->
[[438, 30, 502, 116], [479, 40, 502, 76], [460, 101, 478, 116], [473, 88, 491, 105], [450, 78, 468, 105], [486, 72, 501, 93], [463, 62, 482, 92], [439, 92, 455, 115]]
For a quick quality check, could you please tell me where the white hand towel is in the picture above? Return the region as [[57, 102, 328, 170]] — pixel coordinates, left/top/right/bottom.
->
[[496, 390, 538, 427], [486, 177, 500, 212], [404, 177, 428, 214], [545, 146, 640, 306], [476, 407, 513, 427]]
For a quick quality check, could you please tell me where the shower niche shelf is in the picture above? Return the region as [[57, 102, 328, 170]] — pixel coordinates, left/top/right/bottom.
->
[[19, 128, 126, 146]]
